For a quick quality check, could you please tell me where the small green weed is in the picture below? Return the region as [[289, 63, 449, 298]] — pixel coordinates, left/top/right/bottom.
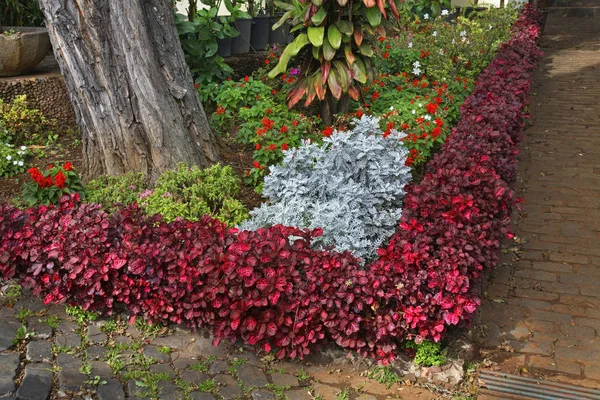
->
[[15, 308, 33, 323], [265, 383, 291, 399], [42, 315, 60, 329], [197, 378, 217, 392], [158, 346, 171, 355], [65, 305, 98, 326], [336, 388, 351, 400], [296, 368, 310, 381], [367, 365, 402, 389], [190, 360, 209, 373]]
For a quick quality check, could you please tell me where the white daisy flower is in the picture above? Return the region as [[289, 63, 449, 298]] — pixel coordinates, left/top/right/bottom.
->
[[424, 13, 429, 19], [441, 9, 449, 16]]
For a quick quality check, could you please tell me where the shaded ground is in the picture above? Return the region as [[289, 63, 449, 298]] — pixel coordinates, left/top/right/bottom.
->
[[476, 11, 600, 394]]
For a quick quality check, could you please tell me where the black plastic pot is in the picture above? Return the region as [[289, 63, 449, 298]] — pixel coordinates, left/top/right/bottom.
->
[[269, 15, 289, 45], [232, 18, 252, 54], [217, 37, 232, 58], [251, 15, 270, 51]]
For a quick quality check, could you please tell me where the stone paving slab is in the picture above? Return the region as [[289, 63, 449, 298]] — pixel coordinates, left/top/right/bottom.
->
[[479, 12, 600, 387]]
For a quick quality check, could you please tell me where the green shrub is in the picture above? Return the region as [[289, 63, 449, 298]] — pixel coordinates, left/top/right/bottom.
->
[[0, 95, 58, 145], [85, 172, 148, 211], [85, 163, 249, 226], [404, 340, 447, 367]]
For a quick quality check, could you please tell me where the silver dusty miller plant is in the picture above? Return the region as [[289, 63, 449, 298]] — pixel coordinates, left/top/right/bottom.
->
[[241, 115, 413, 261]]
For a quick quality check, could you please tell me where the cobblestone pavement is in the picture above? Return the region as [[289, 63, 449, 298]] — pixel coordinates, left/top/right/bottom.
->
[[0, 294, 441, 400], [477, 12, 600, 390]]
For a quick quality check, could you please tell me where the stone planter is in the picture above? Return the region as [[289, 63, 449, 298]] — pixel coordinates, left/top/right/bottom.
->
[[0, 27, 52, 77]]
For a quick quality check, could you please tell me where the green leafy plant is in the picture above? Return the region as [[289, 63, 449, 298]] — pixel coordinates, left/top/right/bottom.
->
[[0, 122, 29, 177], [268, 0, 405, 124], [175, 0, 248, 85], [22, 162, 85, 207], [14, 325, 30, 343], [15, 308, 33, 323], [86, 163, 248, 226], [404, 340, 447, 367], [157, 346, 171, 355], [85, 172, 147, 211], [0, 96, 58, 145]]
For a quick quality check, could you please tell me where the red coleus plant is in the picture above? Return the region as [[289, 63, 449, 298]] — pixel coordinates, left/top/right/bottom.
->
[[0, 6, 542, 364]]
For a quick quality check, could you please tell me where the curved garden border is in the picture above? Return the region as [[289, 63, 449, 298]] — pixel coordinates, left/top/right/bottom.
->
[[0, 6, 542, 364]]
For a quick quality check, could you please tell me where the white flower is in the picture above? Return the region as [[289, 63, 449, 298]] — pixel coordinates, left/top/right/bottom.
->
[[418, 103, 423, 107], [460, 30, 467, 37], [18, 161, 23, 166], [452, 39, 456, 44], [389, 106, 394, 111], [6, 155, 11, 160], [412, 110, 416, 114], [20, 145, 26, 150], [13, 161, 17, 165], [413, 60, 421, 68], [489, 25, 493, 30], [441, 9, 449, 16], [424, 13, 429, 19], [432, 31, 437, 37], [439, 48, 444, 55], [424, 115, 432, 121], [408, 42, 413, 48], [412, 67, 421, 75]]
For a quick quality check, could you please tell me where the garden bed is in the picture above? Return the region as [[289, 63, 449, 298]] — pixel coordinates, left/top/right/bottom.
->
[[0, 6, 542, 367]]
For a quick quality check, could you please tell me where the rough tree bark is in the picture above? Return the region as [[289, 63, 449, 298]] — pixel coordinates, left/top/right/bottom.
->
[[38, 0, 220, 181]]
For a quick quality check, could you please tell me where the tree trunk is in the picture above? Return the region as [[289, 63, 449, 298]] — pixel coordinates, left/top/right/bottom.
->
[[38, 0, 220, 181]]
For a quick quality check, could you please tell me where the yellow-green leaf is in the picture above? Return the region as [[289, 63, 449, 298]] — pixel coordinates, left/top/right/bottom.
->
[[308, 26, 325, 47], [336, 20, 354, 35], [322, 36, 336, 61], [311, 6, 327, 25], [365, 7, 382, 27], [359, 43, 374, 57], [327, 25, 342, 50], [351, 57, 367, 83]]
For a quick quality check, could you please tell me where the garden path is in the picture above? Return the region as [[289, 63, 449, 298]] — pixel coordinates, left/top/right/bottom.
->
[[477, 8, 600, 393]]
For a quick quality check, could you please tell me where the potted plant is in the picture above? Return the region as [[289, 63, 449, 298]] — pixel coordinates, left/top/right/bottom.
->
[[249, 0, 270, 51], [0, 0, 50, 77], [0, 27, 52, 77], [174, 9, 234, 83], [227, 0, 252, 54]]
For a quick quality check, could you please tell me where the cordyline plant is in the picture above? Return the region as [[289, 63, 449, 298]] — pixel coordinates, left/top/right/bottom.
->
[[267, 0, 405, 125]]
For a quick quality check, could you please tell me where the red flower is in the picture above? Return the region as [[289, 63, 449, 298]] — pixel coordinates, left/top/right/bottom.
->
[[194, 83, 200, 89], [244, 76, 249, 82], [216, 106, 226, 115], [272, 90, 277, 95], [379, 37, 385, 42], [268, 144, 277, 151], [291, 120, 299, 127], [371, 91, 380, 101], [63, 162, 73, 171], [322, 127, 333, 137], [356, 110, 364, 118], [253, 161, 260, 168], [384, 52, 389, 59], [55, 171, 66, 188], [281, 143, 289, 150], [280, 125, 288, 134], [264, 59, 270, 64], [255, 143, 261, 150], [426, 103, 438, 114]]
